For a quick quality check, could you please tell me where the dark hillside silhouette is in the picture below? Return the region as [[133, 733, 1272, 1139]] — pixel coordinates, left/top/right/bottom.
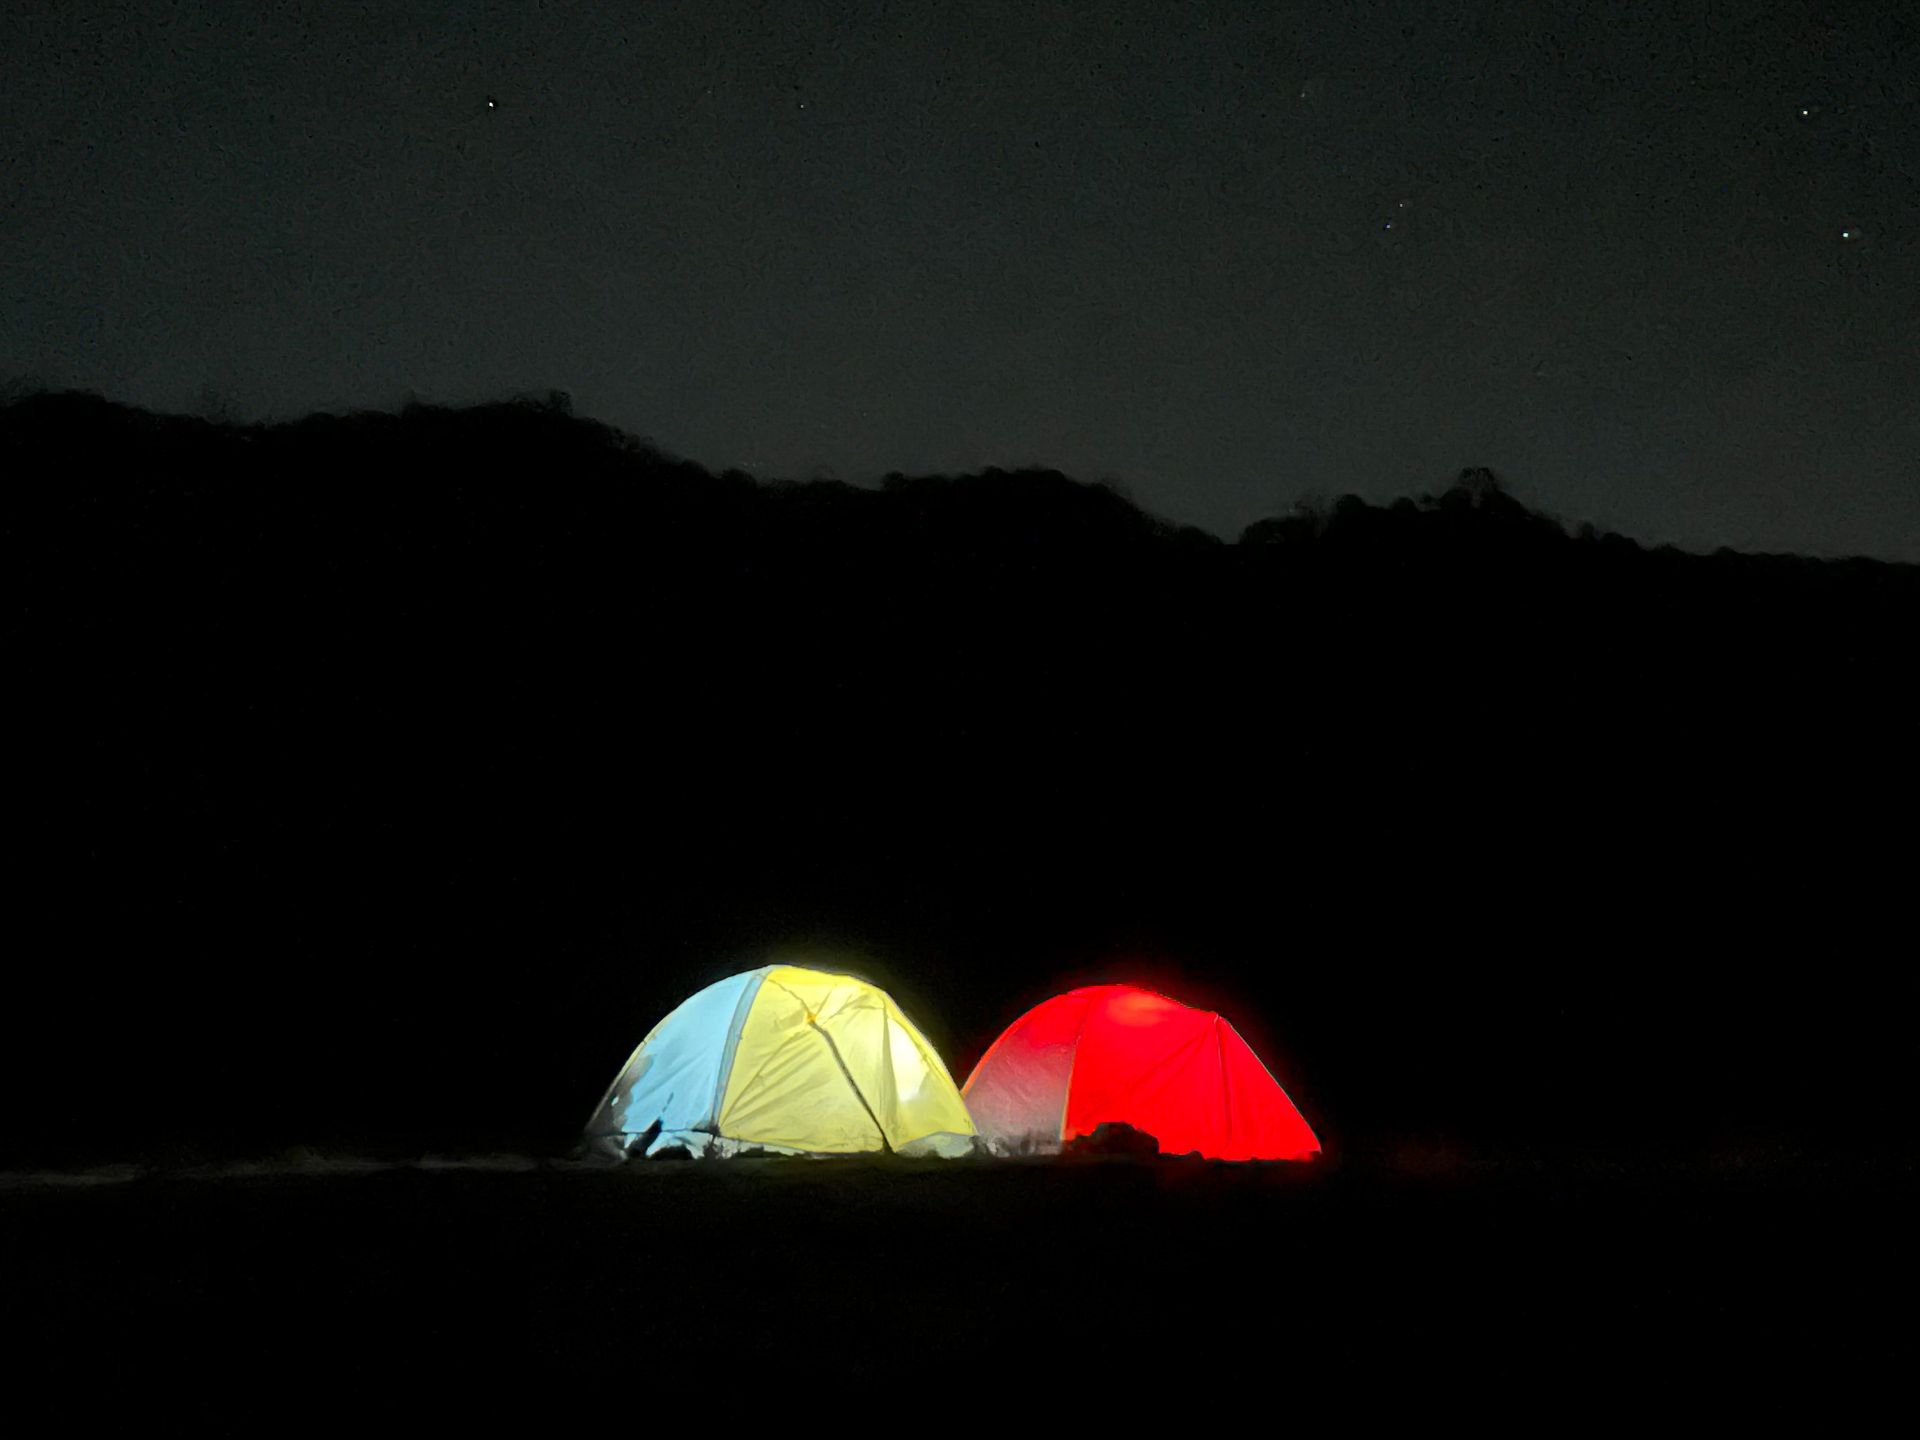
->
[[5, 390, 1915, 1168]]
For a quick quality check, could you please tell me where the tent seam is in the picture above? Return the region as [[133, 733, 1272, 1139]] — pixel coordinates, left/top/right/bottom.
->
[[808, 1017, 891, 1153], [710, 967, 772, 1135], [1058, 989, 1100, 1145]]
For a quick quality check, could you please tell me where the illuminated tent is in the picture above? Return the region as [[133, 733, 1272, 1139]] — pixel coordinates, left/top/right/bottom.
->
[[585, 965, 978, 1159], [962, 984, 1320, 1161]]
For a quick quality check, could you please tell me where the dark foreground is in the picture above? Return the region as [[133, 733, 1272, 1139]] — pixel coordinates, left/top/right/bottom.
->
[[6, 1151, 1909, 1425]]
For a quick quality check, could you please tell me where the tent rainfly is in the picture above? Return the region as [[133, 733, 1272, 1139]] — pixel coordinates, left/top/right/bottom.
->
[[585, 965, 978, 1158], [963, 984, 1320, 1160]]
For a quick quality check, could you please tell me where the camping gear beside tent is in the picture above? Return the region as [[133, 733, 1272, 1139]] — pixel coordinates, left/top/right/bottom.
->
[[585, 965, 978, 1158], [963, 984, 1320, 1160]]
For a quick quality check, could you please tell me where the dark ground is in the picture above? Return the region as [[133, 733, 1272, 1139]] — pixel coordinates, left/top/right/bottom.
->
[[6, 1149, 1911, 1424]]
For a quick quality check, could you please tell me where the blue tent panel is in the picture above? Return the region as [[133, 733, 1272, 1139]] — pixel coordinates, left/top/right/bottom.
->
[[594, 968, 770, 1151]]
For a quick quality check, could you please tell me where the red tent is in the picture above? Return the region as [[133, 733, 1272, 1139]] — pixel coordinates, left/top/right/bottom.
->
[[962, 984, 1320, 1161]]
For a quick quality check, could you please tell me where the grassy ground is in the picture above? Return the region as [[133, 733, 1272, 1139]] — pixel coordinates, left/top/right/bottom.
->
[[6, 1150, 1908, 1426]]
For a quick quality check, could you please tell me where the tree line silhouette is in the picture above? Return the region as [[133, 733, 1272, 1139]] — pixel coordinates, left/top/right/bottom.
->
[[5, 388, 1914, 1167]]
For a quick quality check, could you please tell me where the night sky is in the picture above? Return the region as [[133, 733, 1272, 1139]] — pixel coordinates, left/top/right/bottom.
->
[[4, 1, 1915, 559]]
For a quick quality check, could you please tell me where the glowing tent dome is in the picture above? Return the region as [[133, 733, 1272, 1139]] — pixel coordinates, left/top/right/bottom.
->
[[962, 984, 1320, 1160], [585, 965, 978, 1158]]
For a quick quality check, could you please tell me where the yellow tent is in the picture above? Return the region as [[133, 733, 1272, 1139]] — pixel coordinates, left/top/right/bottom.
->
[[585, 965, 978, 1158]]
